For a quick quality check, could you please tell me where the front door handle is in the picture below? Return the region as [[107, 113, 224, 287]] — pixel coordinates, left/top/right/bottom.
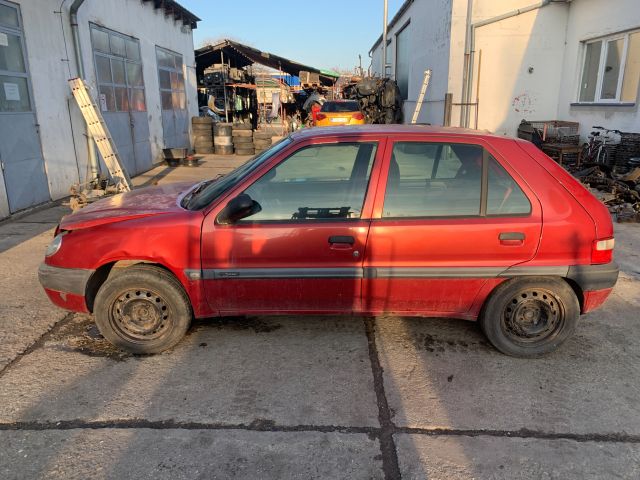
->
[[499, 232, 525, 246], [328, 235, 355, 245]]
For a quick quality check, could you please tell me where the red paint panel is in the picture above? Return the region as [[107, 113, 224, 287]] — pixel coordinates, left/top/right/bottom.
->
[[43, 289, 89, 313], [583, 288, 614, 313]]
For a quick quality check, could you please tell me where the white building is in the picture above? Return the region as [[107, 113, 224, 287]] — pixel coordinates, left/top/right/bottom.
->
[[370, 0, 640, 139], [0, 0, 200, 218]]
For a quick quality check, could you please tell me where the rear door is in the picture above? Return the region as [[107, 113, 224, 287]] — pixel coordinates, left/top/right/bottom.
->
[[362, 136, 542, 315], [201, 137, 384, 314]]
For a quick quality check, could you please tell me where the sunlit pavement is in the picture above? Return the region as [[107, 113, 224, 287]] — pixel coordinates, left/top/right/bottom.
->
[[1, 158, 639, 479]]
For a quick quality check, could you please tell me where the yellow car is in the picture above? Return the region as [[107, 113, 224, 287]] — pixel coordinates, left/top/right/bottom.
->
[[314, 100, 365, 127]]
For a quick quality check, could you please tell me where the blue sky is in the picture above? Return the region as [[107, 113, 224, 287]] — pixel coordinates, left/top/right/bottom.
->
[[179, 0, 405, 72]]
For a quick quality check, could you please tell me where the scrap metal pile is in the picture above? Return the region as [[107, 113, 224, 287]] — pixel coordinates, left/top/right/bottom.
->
[[342, 77, 403, 124], [575, 164, 640, 223]]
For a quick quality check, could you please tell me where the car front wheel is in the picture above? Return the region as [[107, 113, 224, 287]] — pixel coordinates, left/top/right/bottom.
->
[[480, 277, 580, 358], [94, 265, 192, 354]]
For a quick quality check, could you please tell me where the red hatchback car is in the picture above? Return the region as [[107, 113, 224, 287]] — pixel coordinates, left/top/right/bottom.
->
[[39, 126, 618, 357]]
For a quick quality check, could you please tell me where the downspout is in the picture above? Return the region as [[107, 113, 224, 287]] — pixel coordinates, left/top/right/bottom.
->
[[382, 0, 389, 77], [69, 0, 99, 178], [462, 0, 553, 128], [460, 0, 474, 127]]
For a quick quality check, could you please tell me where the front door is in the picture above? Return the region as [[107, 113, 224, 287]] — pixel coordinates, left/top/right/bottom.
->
[[363, 138, 542, 315], [201, 140, 382, 314], [0, 1, 49, 215]]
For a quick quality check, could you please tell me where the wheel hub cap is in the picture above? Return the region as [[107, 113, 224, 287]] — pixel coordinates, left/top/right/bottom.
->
[[112, 289, 170, 340]]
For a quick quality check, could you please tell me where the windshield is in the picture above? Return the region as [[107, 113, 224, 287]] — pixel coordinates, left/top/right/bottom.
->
[[321, 101, 360, 113], [182, 136, 293, 210]]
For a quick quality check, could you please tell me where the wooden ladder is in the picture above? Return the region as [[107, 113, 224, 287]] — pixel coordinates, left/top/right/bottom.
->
[[68, 78, 132, 192]]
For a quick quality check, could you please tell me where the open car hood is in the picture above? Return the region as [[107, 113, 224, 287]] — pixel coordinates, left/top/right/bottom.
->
[[59, 182, 196, 231]]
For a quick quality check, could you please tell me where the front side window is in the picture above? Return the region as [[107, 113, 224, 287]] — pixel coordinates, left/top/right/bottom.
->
[[579, 31, 640, 103], [241, 143, 377, 221], [91, 24, 146, 112], [382, 142, 530, 218]]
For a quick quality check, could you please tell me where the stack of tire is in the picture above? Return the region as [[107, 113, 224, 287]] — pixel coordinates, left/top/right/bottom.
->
[[192, 117, 214, 154], [253, 131, 273, 154], [232, 124, 254, 156], [213, 122, 233, 155]]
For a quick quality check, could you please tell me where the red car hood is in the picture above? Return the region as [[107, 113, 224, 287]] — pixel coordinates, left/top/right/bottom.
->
[[60, 181, 197, 230]]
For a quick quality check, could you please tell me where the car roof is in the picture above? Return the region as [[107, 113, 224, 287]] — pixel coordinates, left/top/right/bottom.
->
[[290, 124, 511, 141]]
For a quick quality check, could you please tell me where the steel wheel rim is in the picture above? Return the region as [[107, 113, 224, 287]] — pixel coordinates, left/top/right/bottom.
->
[[501, 288, 564, 344], [109, 288, 172, 342]]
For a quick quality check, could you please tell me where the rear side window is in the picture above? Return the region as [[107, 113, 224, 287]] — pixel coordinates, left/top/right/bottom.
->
[[382, 142, 530, 218], [320, 101, 360, 112], [487, 156, 531, 215], [383, 143, 483, 217]]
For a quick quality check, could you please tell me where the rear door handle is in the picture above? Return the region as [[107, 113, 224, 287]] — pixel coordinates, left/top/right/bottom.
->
[[328, 235, 355, 245], [499, 232, 525, 245]]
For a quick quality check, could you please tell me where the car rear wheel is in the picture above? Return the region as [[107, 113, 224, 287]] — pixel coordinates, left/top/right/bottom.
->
[[480, 277, 579, 358], [94, 265, 192, 354]]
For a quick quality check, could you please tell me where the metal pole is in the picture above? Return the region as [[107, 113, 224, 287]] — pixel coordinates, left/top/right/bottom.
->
[[475, 49, 482, 129], [220, 49, 229, 122], [382, 0, 388, 77]]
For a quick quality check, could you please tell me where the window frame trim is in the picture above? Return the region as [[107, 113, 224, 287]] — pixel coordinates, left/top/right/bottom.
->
[[376, 139, 534, 221], [577, 30, 638, 105]]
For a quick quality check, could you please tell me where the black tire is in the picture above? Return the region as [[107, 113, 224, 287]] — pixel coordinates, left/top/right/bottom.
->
[[232, 136, 253, 144], [233, 123, 252, 130], [94, 265, 192, 354], [479, 277, 579, 358], [232, 129, 253, 137], [235, 147, 255, 155], [195, 146, 214, 154], [192, 117, 212, 125], [215, 145, 234, 155], [253, 131, 272, 140]]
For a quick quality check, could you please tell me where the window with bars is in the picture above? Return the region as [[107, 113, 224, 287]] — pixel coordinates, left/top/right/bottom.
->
[[156, 46, 185, 110], [0, 1, 31, 112], [90, 24, 146, 112], [578, 30, 640, 104]]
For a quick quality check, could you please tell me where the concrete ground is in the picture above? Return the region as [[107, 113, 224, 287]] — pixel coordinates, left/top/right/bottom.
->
[[1, 155, 640, 479]]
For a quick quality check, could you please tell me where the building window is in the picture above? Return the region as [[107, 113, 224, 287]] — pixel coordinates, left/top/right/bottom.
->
[[0, 1, 31, 112], [156, 46, 185, 110], [90, 24, 146, 112], [395, 22, 410, 101], [579, 30, 640, 104]]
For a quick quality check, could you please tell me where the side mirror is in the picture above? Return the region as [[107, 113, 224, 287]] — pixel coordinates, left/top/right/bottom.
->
[[217, 193, 261, 225]]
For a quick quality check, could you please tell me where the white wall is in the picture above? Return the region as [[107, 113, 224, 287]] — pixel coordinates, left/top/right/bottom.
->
[[557, 0, 640, 139], [5, 0, 198, 215], [370, 0, 453, 125]]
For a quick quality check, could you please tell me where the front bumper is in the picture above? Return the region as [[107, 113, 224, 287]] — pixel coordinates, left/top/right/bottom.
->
[[38, 264, 94, 313]]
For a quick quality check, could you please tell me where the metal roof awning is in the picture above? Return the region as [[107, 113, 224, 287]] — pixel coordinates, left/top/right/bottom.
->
[[195, 39, 337, 86], [141, 0, 200, 29]]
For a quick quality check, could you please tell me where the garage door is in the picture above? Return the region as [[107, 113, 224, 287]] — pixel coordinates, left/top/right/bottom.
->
[[91, 24, 151, 176], [0, 1, 49, 213], [156, 46, 188, 149]]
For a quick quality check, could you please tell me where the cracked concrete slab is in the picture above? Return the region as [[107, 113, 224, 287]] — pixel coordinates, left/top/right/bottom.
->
[[395, 434, 640, 480], [0, 315, 379, 428], [0, 429, 383, 480], [375, 273, 640, 435]]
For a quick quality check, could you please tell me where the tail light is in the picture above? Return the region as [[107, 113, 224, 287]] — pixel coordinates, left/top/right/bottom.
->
[[352, 112, 364, 120], [316, 113, 326, 121], [591, 237, 614, 264]]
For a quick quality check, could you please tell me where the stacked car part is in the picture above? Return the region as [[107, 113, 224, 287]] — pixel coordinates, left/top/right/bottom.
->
[[253, 131, 273, 154], [213, 122, 233, 155], [232, 124, 254, 156], [192, 117, 213, 154]]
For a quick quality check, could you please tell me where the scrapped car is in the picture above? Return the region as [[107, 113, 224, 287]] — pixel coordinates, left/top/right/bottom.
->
[[39, 125, 618, 357], [314, 100, 365, 127]]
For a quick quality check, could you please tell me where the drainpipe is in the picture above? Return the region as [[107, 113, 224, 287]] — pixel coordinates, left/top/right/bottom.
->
[[382, 0, 388, 77], [69, 0, 99, 179], [462, 0, 553, 128]]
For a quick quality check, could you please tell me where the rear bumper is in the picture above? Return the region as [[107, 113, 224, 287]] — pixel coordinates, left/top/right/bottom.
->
[[38, 264, 93, 313], [567, 262, 619, 291]]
